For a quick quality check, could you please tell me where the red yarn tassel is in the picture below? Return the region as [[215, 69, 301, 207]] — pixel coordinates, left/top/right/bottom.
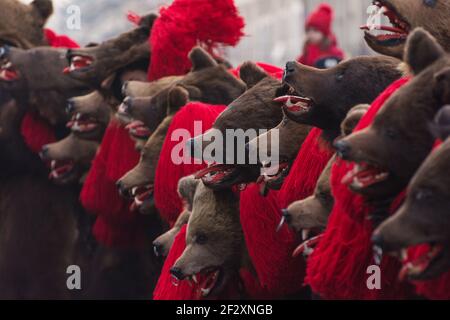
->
[[240, 184, 306, 297], [306, 78, 414, 299], [80, 121, 143, 248], [154, 103, 226, 224], [148, 0, 245, 80], [277, 128, 334, 209], [153, 225, 200, 300]]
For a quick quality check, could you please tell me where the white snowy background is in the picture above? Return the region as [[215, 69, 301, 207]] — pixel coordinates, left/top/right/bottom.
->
[[21, 0, 372, 68]]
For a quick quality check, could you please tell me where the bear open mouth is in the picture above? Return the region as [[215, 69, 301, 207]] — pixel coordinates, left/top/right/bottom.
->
[[396, 243, 444, 281], [195, 164, 239, 187], [274, 85, 313, 116], [116, 101, 134, 125], [64, 55, 94, 73], [258, 161, 290, 185], [361, 1, 410, 46], [171, 267, 223, 298], [341, 162, 390, 191], [48, 160, 75, 180], [292, 233, 324, 258], [66, 113, 99, 133], [129, 184, 154, 212], [125, 120, 152, 140], [0, 59, 19, 81]]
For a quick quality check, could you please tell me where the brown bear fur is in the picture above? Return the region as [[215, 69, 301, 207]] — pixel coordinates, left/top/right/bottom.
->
[[40, 133, 98, 186], [0, 93, 84, 299], [336, 29, 450, 200], [282, 56, 402, 142], [373, 107, 450, 280], [170, 177, 247, 299], [284, 104, 370, 234], [65, 13, 157, 88], [0, 0, 52, 48], [117, 87, 190, 213]]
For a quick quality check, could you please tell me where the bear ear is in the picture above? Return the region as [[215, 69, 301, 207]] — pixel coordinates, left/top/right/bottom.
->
[[433, 67, 450, 105], [239, 61, 267, 88], [167, 86, 189, 115], [178, 175, 200, 211], [189, 47, 218, 71], [405, 28, 444, 75], [139, 13, 158, 30], [31, 0, 53, 23]]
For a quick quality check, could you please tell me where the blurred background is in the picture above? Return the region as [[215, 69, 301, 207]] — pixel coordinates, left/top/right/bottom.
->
[[23, 0, 373, 67]]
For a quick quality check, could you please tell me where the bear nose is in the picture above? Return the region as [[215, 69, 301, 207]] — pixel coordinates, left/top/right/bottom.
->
[[116, 180, 131, 198], [66, 99, 75, 114], [122, 96, 132, 113], [122, 82, 129, 97], [281, 208, 292, 224], [170, 267, 185, 281], [39, 145, 49, 160], [334, 140, 351, 159], [284, 61, 296, 79], [152, 241, 163, 257]]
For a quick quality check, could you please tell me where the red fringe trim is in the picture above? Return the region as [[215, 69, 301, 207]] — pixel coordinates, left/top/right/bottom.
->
[[305, 78, 414, 299], [240, 184, 306, 297], [148, 0, 245, 80], [277, 128, 334, 209], [154, 103, 226, 225], [80, 121, 142, 248], [153, 225, 199, 300]]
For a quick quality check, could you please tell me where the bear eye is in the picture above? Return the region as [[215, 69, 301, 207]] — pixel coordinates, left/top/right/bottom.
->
[[196, 233, 208, 245], [423, 0, 437, 8], [414, 189, 433, 202]]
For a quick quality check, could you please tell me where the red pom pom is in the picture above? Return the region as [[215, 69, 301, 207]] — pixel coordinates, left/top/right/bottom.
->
[[148, 0, 245, 80], [306, 78, 414, 299]]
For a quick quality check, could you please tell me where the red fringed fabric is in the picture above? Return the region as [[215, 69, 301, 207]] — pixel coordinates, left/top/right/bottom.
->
[[240, 184, 305, 297], [148, 0, 245, 80], [80, 121, 144, 248], [44, 29, 79, 48], [153, 225, 199, 300], [277, 128, 334, 209], [305, 78, 414, 299], [154, 103, 227, 225], [239, 269, 273, 299], [20, 112, 56, 154]]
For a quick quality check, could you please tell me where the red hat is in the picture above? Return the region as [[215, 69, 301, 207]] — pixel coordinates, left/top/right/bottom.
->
[[306, 3, 333, 36]]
